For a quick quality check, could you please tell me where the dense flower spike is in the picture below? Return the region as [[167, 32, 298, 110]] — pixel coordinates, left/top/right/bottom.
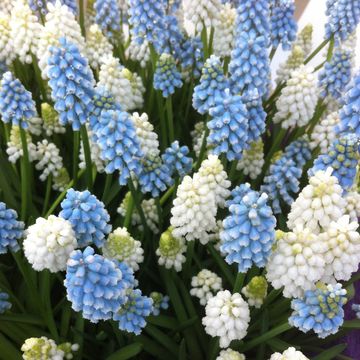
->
[[150, 292, 169, 316], [0, 0, 13, 14], [274, 65, 317, 128], [0, 12, 14, 65], [344, 190, 360, 222], [162, 141, 193, 178], [216, 349, 245, 360], [220, 184, 276, 272], [190, 269, 223, 305], [154, 54, 182, 98], [284, 136, 312, 168], [65, 247, 134, 322], [266, 227, 327, 298], [6, 126, 37, 163], [0, 291, 11, 313], [294, 24, 313, 56], [94, 109, 143, 184], [289, 283, 347, 338], [94, 0, 120, 36], [202, 290, 250, 348], [156, 227, 186, 271], [207, 89, 249, 161], [102, 227, 144, 271], [177, 36, 204, 80], [113, 289, 153, 335], [35, 140, 63, 181], [23, 215, 77, 272], [59, 189, 111, 248], [52, 167, 70, 192], [0, 72, 36, 128], [126, 39, 150, 68], [242, 276, 268, 308], [276, 45, 305, 83], [270, 0, 297, 50], [41, 102, 65, 136], [309, 134, 359, 190], [48, 38, 95, 131], [193, 55, 229, 115], [325, 0, 360, 42], [269, 347, 309, 360], [28, 0, 47, 16], [0, 202, 23, 254], [236, 141, 264, 179]]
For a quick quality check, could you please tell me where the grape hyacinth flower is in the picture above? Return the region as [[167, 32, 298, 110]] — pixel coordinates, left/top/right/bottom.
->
[[154, 54, 182, 98], [94, 0, 121, 37], [202, 290, 250, 348], [48, 38, 95, 131], [95, 109, 143, 185], [289, 283, 347, 338], [284, 136, 312, 168], [190, 269, 223, 305], [220, 183, 276, 272], [59, 189, 111, 248], [41, 102, 66, 136], [270, 0, 297, 50], [276, 45, 305, 83], [65, 247, 134, 322], [207, 89, 249, 161], [193, 55, 229, 115], [162, 141, 193, 178], [0, 72, 36, 128], [52, 167, 71, 192], [0, 11, 14, 66], [0, 202, 23, 254], [113, 288, 153, 335], [150, 292, 169, 316], [6, 126, 37, 164], [269, 347, 309, 360], [0, 291, 11, 313], [126, 39, 150, 69], [35, 140, 63, 181], [294, 24, 313, 56], [23, 215, 77, 272], [28, 0, 47, 16], [309, 134, 359, 190], [237, 140, 265, 180], [216, 349, 245, 360], [241, 275, 268, 308]]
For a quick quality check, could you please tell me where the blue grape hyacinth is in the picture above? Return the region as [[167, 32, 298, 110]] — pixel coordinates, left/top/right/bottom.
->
[[113, 288, 153, 335], [28, 0, 47, 16], [59, 189, 111, 248], [0, 202, 23, 254], [220, 183, 276, 273], [153, 54, 183, 98], [270, 0, 297, 50], [162, 141, 193, 178], [59, 0, 78, 14], [150, 292, 170, 316], [207, 89, 249, 161], [0, 72, 36, 129], [284, 137, 312, 168], [95, 109, 144, 185], [177, 36, 203, 79], [0, 291, 11, 314], [48, 38, 95, 131], [289, 283, 347, 338], [309, 134, 359, 190], [65, 247, 134, 322], [94, 0, 121, 37], [318, 49, 352, 99], [193, 55, 229, 115]]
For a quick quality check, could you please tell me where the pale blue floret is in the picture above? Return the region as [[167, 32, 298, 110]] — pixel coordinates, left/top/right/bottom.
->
[[0, 72, 36, 129], [207, 89, 249, 161], [47, 38, 95, 131], [284, 137, 312, 168], [162, 141, 193, 178], [220, 184, 276, 273], [59, 189, 111, 248], [64, 247, 134, 323], [0, 202, 23, 254], [150, 292, 170, 316], [177, 36, 203, 79], [94, 109, 144, 185], [309, 134, 359, 190], [28, 0, 47, 15], [94, 0, 121, 37], [0, 291, 11, 314], [289, 283, 347, 338], [193, 55, 229, 115]]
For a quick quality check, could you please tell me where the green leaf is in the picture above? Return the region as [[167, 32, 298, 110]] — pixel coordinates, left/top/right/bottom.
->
[[145, 324, 179, 356], [312, 344, 347, 360], [342, 320, 360, 329], [147, 315, 178, 329], [0, 333, 22, 359], [137, 335, 172, 360], [106, 343, 143, 360], [207, 245, 235, 285], [178, 339, 186, 360], [0, 314, 43, 326]]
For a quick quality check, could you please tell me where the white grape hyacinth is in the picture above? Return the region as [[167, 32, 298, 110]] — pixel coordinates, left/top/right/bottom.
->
[[6, 126, 37, 164], [190, 269, 223, 305], [274, 65, 317, 129], [202, 290, 250, 348], [0, 0, 13, 15], [275, 45, 305, 83], [344, 190, 360, 222], [216, 349, 245, 360], [102, 227, 144, 271], [41, 103, 66, 136], [236, 140, 264, 180], [35, 140, 63, 181], [287, 168, 346, 234], [320, 215, 360, 283], [27, 116, 43, 136], [310, 112, 340, 153], [269, 347, 309, 360], [126, 38, 150, 68], [23, 216, 77, 272], [191, 121, 207, 157], [0, 11, 14, 65], [294, 24, 313, 57], [266, 227, 326, 298]]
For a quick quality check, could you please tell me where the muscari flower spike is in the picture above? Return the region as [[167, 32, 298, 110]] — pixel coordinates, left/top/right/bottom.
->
[[162, 141, 193, 178], [47, 38, 95, 131], [270, 0, 297, 50], [153, 53, 183, 98], [309, 133, 359, 191], [150, 292, 169, 316], [318, 48, 352, 100], [269, 347, 309, 360], [284, 136, 312, 168], [237, 139, 265, 179], [94, 0, 121, 37], [220, 183, 276, 272], [241, 275, 268, 308], [193, 55, 229, 115], [0, 72, 36, 129], [207, 89, 249, 161], [64, 246, 134, 322], [59, 188, 111, 248], [94, 109, 143, 185], [28, 0, 47, 16], [289, 283, 347, 338], [113, 288, 153, 335], [0, 202, 23, 254], [217, 349, 245, 360], [0, 291, 11, 313], [177, 36, 204, 80]]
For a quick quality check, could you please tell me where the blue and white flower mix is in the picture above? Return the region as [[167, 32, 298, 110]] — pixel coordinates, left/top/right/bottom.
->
[[0, 0, 360, 358]]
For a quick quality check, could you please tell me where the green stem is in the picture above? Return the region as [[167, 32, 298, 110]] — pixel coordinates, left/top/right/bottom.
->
[[304, 38, 330, 65], [123, 193, 134, 229], [102, 174, 113, 202], [128, 178, 148, 232], [233, 273, 245, 293], [72, 131, 80, 186], [19, 127, 31, 222], [159, 185, 175, 206], [78, 0, 86, 38], [269, 47, 277, 61], [80, 125, 93, 190], [201, 25, 208, 59], [194, 126, 209, 171], [42, 174, 52, 216], [155, 197, 163, 232], [166, 96, 174, 144], [208, 27, 215, 56], [31, 54, 47, 102], [326, 35, 335, 62], [156, 91, 168, 151], [74, 314, 84, 358]]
